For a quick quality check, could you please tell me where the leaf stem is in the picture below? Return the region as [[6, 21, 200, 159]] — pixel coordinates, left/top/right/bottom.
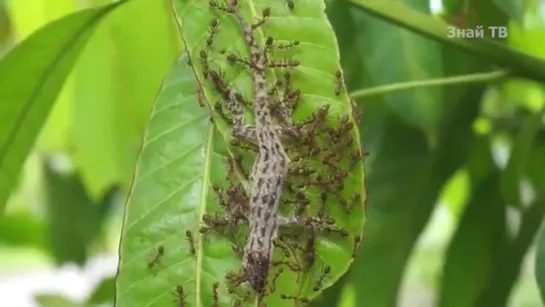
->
[[349, 70, 510, 99]]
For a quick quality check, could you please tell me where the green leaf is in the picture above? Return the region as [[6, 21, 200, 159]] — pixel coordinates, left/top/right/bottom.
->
[[0, 2, 126, 215], [351, 113, 432, 307], [442, 0, 508, 29], [501, 110, 542, 206], [347, 0, 545, 83], [536, 224, 545, 304], [326, 0, 389, 138], [476, 201, 545, 306], [85, 276, 115, 306], [109, 0, 181, 136], [115, 54, 214, 306], [438, 169, 507, 307], [493, 0, 525, 23], [6, 0, 77, 153], [0, 212, 45, 248], [325, 0, 368, 93], [440, 0, 506, 111], [35, 294, 77, 307], [71, 21, 129, 201], [351, 85, 482, 306], [44, 161, 115, 265], [71, 0, 182, 199], [530, 143, 545, 305], [352, 0, 444, 129], [121, 0, 366, 305]]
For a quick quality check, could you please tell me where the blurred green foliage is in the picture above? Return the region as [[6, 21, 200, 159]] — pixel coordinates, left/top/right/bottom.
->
[[1, 0, 545, 306]]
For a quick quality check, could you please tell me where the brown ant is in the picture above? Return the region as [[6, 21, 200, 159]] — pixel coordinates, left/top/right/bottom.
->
[[272, 238, 292, 258], [226, 53, 254, 68], [313, 265, 331, 291], [196, 85, 205, 107], [147, 245, 164, 270], [269, 268, 284, 293], [352, 235, 361, 258], [277, 40, 300, 49], [207, 19, 220, 47], [265, 36, 274, 50], [272, 260, 301, 272], [350, 98, 363, 124], [269, 59, 300, 69], [280, 294, 309, 303], [349, 149, 366, 170], [199, 50, 209, 78], [303, 232, 316, 269], [185, 230, 196, 255], [202, 213, 230, 228], [252, 7, 270, 30], [334, 69, 344, 96], [286, 0, 294, 10], [231, 139, 258, 153], [212, 282, 220, 307], [173, 284, 186, 307], [208, 0, 232, 13]]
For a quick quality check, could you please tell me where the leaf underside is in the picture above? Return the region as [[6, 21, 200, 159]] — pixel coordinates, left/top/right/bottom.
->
[[116, 0, 366, 306]]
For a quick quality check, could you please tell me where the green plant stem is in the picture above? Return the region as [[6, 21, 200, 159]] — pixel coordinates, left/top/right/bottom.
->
[[349, 70, 509, 99], [348, 0, 545, 82]]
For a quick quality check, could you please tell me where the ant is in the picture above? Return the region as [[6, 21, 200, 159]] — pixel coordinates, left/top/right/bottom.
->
[[147, 245, 164, 270], [185, 230, 196, 255], [173, 284, 186, 307], [286, 0, 294, 11], [252, 7, 270, 30], [207, 19, 220, 47], [334, 69, 344, 96], [212, 282, 220, 307], [352, 235, 362, 258], [269, 59, 300, 69], [313, 265, 331, 291]]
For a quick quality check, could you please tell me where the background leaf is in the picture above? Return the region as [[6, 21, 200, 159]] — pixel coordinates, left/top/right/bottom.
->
[[0, 2, 125, 215], [44, 160, 116, 265], [350, 84, 482, 306], [354, 0, 443, 130], [85, 276, 115, 306], [438, 169, 507, 307]]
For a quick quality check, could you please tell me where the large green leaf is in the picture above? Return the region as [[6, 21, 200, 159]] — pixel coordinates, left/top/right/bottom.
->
[[0, 2, 126, 215], [119, 0, 366, 305], [173, 0, 366, 301]]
